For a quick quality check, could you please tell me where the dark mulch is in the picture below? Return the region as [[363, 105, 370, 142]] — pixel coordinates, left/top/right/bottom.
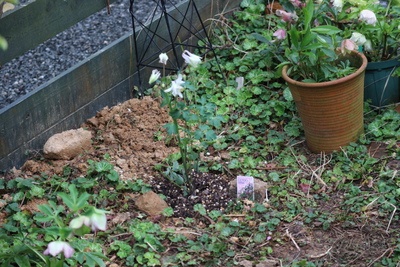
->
[[152, 172, 234, 218]]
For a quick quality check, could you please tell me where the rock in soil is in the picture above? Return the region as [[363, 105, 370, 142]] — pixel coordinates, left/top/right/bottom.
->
[[43, 128, 92, 160]]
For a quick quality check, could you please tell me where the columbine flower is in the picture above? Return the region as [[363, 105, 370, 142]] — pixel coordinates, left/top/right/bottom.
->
[[341, 39, 358, 55], [159, 53, 168, 65], [276, 10, 298, 22], [44, 241, 74, 258], [350, 32, 367, 46], [273, 29, 287, 40], [364, 39, 373, 52], [332, 0, 343, 11], [164, 74, 185, 98], [148, 69, 161, 84], [182, 50, 202, 68], [359, 10, 377, 26]]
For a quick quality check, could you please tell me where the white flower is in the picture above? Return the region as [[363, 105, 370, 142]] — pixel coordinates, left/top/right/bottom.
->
[[364, 39, 373, 52], [182, 50, 202, 68], [359, 10, 377, 26], [350, 32, 367, 46], [90, 208, 108, 231], [159, 53, 168, 65], [332, 0, 343, 11], [164, 74, 185, 98], [148, 69, 161, 84], [70, 208, 109, 232], [43, 241, 75, 259], [69, 215, 91, 229]]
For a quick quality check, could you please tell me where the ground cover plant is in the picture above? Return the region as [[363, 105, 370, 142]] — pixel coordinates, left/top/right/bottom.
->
[[1, 0, 400, 266]]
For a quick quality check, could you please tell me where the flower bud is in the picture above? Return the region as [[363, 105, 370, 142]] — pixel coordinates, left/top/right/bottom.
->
[[148, 69, 161, 84], [159, 53, 168, 65]]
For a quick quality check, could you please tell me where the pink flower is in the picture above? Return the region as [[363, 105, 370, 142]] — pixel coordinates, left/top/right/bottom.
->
[[359, 10, 377, 26], [341, 39, 358, 55], [276, 10, 298, 23], [44, 241, 75, 259], [289, 0, 305, 8], [273, 29, 287, 40]]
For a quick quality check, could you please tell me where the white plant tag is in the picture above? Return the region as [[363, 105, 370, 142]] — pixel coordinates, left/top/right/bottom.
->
[[237, 176, 254, 200]]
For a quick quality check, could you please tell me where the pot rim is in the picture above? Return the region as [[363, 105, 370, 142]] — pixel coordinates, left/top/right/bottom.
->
[[282, 50, 368, 88]]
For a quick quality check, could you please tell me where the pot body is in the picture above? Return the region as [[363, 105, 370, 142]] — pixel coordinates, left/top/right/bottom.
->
[[282, 50, 368, 153], [364, 58, 400, 107]]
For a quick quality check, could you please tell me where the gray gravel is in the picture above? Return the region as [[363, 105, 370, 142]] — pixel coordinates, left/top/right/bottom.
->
[[0, 0, 181, 110]]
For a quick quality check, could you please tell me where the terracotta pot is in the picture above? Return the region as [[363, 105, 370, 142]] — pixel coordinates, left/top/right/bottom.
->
[[282, 50, 368, 153]]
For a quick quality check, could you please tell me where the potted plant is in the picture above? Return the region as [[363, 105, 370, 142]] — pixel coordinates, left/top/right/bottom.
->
[[336, 0, 400, 107], [271, 0, 368, 153]]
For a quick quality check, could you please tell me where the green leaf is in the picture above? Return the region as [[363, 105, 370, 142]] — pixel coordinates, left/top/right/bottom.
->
[[251, 33, 270, 44], [106, 170, 119, 182], [95, 161, 113, 172], [14, 255, 30, 267], [193, 204, 207, 215], [205, 130, 216, 140], [75, 192, 90, 208], [300, 31, 317, 47], [311, 25, 341, 35], [57, 192, 75, 211], [254, 232, 267, 243], [303, 0, 315, 31], [164, 123, 178, 135], [220, 227, 234, 236], [288, 27, 300, 48], [37, 204, 55, 217]]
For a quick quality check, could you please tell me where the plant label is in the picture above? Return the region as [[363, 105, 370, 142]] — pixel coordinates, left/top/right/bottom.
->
[[237, 176, 254, 200]]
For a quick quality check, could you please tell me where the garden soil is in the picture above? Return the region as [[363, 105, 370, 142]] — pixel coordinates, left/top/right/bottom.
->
[[2, 96, 399, 266]]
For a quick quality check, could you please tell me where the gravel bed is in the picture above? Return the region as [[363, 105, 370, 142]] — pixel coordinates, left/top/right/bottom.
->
[[0, 0, 182, 110]]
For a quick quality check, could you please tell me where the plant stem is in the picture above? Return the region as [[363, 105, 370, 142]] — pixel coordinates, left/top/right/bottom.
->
[[167, 97, 192, 193]]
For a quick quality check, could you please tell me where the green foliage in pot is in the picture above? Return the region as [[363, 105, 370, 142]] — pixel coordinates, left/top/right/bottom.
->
[[272, 0, 359, 82]]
